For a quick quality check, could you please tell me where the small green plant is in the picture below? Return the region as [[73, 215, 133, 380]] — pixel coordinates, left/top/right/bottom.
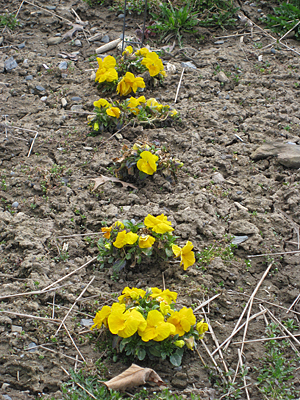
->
[[91, 287, 208, 366], [195, 0, 239, 29], [255, 322, 300, 399], [151, 1, 198, 47], [1, 178, 7, 191], [196, 240, 237, 268], [0, 13, 19, 29], [263, 2, 300, 39]]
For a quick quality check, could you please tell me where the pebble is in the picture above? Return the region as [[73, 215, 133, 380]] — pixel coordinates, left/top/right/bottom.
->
[[118, 14, 125, 18], [83, 147, 93, 151], [11, 325, 22, 333], [231, 235, 249, 245], [225, 94, 230, 100], [271, 48, 276, 54], [61, 98, 67, 107], [25, 75, 33, 80], [216, 71, 229, 83], [46, 5, 56, 10], [71, 96, 82, 101], [101, 34, 110, 43], [58, 61, 68, 70], [27, 342, 38, 352], [71, 105, 83, 112], [35, 85, 46, 92], [18, 42, 26, 49], [4, 57, 18, 72], [2, 395, 12, 400], [40, 96, 47, 102], [47, 37, 62, 45], [181, 61, 196, 70], [12, 202, 19, 208], [80, 318, 94, 327], [74, 39, 82, 47], [214, 40, 224, 45]]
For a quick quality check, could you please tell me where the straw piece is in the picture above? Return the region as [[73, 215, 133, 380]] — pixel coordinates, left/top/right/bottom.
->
[[174, 68, 185, 103], [193, 293, 221, 313]]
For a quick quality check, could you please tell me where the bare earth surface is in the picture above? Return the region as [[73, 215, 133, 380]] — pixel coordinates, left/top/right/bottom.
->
[[1, 0, 300, 399]]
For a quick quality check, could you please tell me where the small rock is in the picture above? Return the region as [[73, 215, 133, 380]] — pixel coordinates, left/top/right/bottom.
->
[[71, 96, 82, 101], [225, 94, 230, 100], [212, 172, 225, 183], [166, 62, 176, 74], [40, 96, 47, 102], [4, 57, 18, 72], [0, 36, 3, 45], [2, 395, 12, 400], [181, 61, 196, 70], [232, 235, 249, 245], [90, 71, 96, 81], [18, 42, 26, 49], [11, 325, 22, 333], [83, 147, 93, 151], [25, 75, 33, 80], [101, 34, 110, 43], [216, 71, 229, 83], [27, 342, 38, 352], [214, 40, 225, 45], [47, 37, 62, 45], [35, 85, 46, 92], [61, 98, 67, 107], [71, 105, 83, 112], [80, 318, 94, 327], [74, 39, 82, 47], [58, 61, 68, 70], [45, 5, 56, 10], [118, 14, 125, 18], [115, 133, 123, 140], [12, 201, 19, 208]]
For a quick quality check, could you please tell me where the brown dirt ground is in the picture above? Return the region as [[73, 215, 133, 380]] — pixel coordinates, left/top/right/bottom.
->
[[1, 0, 300, 399]]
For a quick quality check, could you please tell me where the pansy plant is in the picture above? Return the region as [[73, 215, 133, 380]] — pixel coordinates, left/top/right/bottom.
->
[[91, 287, 208, 366], [96, 214, 195, 273]]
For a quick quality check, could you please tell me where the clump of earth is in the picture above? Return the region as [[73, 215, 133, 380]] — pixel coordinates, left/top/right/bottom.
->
[[1, 0, 300, 398]]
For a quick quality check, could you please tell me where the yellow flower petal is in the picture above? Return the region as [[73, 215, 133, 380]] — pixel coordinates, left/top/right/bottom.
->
[[113, 230, 127, 248], [138, 235, 155, 248], [101, 226, 112, 239], [94, 98, 111, 108], [136, 151, 158, 175], [144, 214, 174, 234], [125, 232, 139, 245], [106, 107, 121, 118], [91, 305, 111, 330]]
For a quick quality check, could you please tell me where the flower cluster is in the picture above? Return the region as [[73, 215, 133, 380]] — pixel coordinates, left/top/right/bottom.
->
[[91, 287, 208, 366], [87, 97, 178, 134], [95, 48, 166, 96], [112, 141, 183, 182], [96, 215, 195, 273]]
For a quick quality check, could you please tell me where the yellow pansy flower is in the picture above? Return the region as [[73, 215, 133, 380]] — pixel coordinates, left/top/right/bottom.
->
[[101, 226, 112, 239], [158, 289, 178, 304], [117, 72, 145, 96], [146, 97, 163, 111], [159, 302, 172, 316], [167, 307, 196, 336], [108, 303, 146, 338], [106, 107, 121, 118], [136, 151, 159, 175], [114, 220, 125, 229], [90, 305, 111, 330], [94, 98, 111, 108], [95, 56, 118, 83], [138, 235, 155, 248], [171, 109, 178, 117], [141, 52, 165, 77], [104, 68, 118, 82], [174, 340, 185, 348], [138, 310, 175, 342], [196, 319, 209, 339], [144, 214, 174, 234], [122, 45, 133, 55], [118, 287, 146, 303], [97, 55, 116, 70], [135, 47, 149, 57], [172, 241, 195, 270], [113, 230, 139, 248], [127, 96, 146, 115]]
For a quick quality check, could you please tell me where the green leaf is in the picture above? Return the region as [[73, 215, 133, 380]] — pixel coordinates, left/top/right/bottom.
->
[[112, 259, 126, 272], [148, 345, 161, 357], [170, 349, 184, 366], [165, 248, 173, 257], [137, 348, 146, 360]]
